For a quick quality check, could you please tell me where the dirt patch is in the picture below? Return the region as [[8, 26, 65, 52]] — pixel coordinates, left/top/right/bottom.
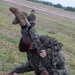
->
[[0, 28, 20, 39], [2, 0, 75, 20], [0, 71, 6, 75]]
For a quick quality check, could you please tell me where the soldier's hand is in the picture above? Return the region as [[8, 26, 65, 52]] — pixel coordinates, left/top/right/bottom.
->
[[39, 50, 47, 58]]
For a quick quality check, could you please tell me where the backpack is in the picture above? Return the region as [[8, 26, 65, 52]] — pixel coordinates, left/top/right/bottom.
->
[[40, 35, 63, 51]]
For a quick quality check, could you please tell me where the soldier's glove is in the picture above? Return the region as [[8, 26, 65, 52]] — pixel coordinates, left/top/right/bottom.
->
[[40, 70, 49, 75]]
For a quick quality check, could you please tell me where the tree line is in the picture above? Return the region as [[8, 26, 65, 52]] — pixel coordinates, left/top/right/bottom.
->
[[27, 0, 75, 12]]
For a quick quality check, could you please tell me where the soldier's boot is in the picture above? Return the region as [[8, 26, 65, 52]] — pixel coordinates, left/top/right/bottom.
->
[[40, 70, 49, 75], [9, 7, 31, 26]]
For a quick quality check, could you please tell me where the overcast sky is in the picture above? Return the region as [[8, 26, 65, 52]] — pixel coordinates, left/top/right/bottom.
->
[[42, 0, 75, 7]]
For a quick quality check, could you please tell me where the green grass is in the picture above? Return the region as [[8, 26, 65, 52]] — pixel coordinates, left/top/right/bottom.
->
[[0, 0, 75, 75], [0, 33, 19, 45]]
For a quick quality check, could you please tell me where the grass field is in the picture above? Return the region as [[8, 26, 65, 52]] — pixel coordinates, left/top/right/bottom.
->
[[0, 0, 75, 75]]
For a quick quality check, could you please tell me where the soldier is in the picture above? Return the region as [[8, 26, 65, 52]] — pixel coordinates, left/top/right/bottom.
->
[[27, 9, 36, 27], [7, 7, 67, 75], [6, 34, 67, 75]]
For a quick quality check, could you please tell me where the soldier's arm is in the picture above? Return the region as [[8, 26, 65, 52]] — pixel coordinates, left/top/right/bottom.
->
[[12, 17, 19, 24], [6, 62, 33, 75], [28, 27, 45, 55], [14, 62, 34, 74]]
